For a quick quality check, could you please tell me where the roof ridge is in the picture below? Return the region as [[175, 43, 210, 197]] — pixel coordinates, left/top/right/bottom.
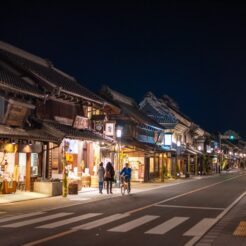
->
[[0, 40, 48, 67]]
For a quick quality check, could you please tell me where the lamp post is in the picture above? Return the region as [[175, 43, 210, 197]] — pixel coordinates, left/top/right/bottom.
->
[[176, 141, 181, 178], [115, 127, 122, 188], [62, 140, 69, 197]]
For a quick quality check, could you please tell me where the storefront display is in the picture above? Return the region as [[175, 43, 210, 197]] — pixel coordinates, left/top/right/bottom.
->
[[126, 156, 145, 182], [0, 143, 41, 194]]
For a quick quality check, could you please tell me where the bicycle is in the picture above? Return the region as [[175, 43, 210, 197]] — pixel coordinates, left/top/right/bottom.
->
[[120, 175, 130, 195]]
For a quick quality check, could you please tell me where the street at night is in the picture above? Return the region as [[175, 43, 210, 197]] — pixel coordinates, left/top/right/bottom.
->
[[0, 2, 246, 246], [0, 170, 245, 246]]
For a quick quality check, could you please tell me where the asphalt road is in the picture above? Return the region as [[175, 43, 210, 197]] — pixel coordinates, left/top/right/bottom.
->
[[0, 171, 245, 246]]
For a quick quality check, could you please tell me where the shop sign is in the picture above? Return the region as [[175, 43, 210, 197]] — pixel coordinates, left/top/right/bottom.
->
[[164, 133, 172, 146], [73, 115, 89, 129], [94, 121, 104, 133], [3, 100, 34, 127], [104, 122, 115, 137], [154, 132, 164, 144], [54, 116, 73, 126], [65, 153, 74, 162]]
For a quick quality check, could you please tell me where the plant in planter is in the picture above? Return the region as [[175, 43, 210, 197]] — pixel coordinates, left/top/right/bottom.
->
[[176, 163, 180, 178], [62, 158, 68, 197]]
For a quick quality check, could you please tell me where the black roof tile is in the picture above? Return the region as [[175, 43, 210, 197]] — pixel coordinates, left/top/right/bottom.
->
[[0, 49, 103, 104], [0, 70, 43, 97], [43, 120, 114, 143]]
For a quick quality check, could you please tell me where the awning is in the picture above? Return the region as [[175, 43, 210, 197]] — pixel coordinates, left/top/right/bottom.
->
[[0, 124, 60, 143], [42, 120, 115, 144], [120, 137, 174, 153], [184, 148, 203, 155]]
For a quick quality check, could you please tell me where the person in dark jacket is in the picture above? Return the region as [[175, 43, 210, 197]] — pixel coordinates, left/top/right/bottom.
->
[[104, 162, 115, 194]]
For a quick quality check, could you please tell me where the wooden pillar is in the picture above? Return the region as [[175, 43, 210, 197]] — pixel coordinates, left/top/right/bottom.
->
[[25, 153, 31, 191], [195, 155, 198, 175], [188, 154, 191, 174], [144, 155, 149, 182]]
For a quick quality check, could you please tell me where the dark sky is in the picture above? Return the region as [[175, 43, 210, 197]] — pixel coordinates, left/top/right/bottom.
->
[[1, 2, 245, 138]]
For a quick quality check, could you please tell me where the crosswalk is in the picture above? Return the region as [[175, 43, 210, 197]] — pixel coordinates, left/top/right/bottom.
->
[[0, 211, 214, 238]]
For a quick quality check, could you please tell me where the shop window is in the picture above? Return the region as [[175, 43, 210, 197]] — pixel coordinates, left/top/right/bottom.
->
[[31, 153, 39, 176], [149, 157, 154, 173], [155, 157, 159, 172], [18, 153, 26, 182]]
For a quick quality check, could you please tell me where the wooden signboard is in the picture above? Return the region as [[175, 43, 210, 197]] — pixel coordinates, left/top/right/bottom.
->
[[73, 115, 89, 129], [3, 99, 34, 127]]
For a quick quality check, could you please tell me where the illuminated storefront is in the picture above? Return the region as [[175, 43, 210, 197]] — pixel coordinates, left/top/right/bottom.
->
[[0, 141, 42, 194]]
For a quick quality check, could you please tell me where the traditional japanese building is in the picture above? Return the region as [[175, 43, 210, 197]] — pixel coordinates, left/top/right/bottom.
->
[[100, 86, 167, 182], [0, 41, 114, 194], [140, 92, 207, 177]]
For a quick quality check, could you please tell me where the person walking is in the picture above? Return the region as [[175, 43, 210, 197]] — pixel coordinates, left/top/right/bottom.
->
[[97, 162, 105, 194], [120, 163, 132, 193], [104, 162, 115, 194]]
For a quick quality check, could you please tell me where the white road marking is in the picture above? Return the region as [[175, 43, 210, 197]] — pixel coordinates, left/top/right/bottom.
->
[[37, 213, 102, 229], [155, 204, 225, 210], [72, 213, 129, 230], [183, 218, 216, 236], [0, 212, 46, 223], [145, 217, 189, 235], [184, 191, 246, 246], [22, 174, 246, 246], [108, 215, 159, 232], [127, 174, 245, 214], [1, 213, 72, 228]]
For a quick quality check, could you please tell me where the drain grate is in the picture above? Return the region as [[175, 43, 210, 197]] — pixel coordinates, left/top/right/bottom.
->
[[233, 221, 246, 237]]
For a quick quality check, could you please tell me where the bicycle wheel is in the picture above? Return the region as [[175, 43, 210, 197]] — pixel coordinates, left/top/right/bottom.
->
[[121, 185, 125, 195]]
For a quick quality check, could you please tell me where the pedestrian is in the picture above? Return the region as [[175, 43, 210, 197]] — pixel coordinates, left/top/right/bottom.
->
[[97, 162, 105, 194], [120, 163, 132, 193], [104, 162, 115, 194]]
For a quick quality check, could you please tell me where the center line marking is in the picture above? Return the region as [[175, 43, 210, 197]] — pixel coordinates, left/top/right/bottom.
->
[[154, 204, 225, 210], [127, 174, 245, 214]]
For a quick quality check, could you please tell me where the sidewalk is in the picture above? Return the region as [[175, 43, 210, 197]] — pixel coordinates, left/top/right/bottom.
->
[[0, 177, 191, 205], [0, 171, 239, 205]]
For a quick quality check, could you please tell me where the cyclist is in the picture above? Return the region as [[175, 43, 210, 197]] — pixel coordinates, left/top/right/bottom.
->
[[120, 163, 132, 193]]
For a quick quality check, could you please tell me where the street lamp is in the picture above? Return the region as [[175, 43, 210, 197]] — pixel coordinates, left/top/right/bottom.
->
[[115, 126, 123, 187], [116, 129, 122, 138]]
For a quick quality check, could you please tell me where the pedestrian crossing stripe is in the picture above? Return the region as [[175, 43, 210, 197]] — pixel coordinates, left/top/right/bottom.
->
[[72, 213, 129, 230], [145, 217, 189, 235], [37, 213, 102, 229], [108, 215, 159, 232], [1, 213, 72, 228], [0, 211, 215, 239], [0, 212, 46, 223], [183, 218, 216, 236]]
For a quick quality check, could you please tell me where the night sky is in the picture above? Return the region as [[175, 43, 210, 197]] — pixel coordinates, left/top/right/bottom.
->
[[1, 2, 245, 138]]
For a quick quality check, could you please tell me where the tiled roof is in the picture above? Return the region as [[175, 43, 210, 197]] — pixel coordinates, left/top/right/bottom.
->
[[121, 137, 154, 152], [42, 120, 114, 143], [121, 137, 173, 153], [0, 48, 103, 104], [119, 102, 164, 130], [0, 124, 59, 143], [148, 114, 177, 124], [0, 70, 44, 97]]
